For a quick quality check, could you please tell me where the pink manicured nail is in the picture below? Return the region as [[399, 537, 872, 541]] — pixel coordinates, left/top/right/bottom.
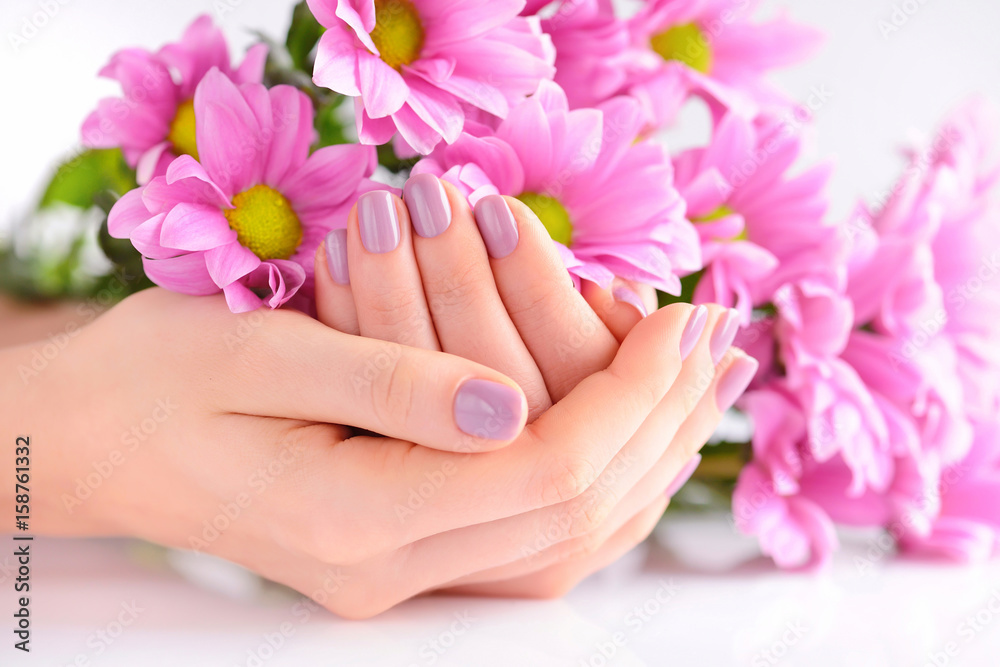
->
[[358, 191, 400, 254], [680, 305, 708, 360], [324, 229, 349, 285], [612, 286, 647, 318], [710, 308, 740, 365], [454, 379, 525, 441], [404, 173, 451, 238], [474, 195, 519, 259], [665, 454, 701, 498], [716, 357, 759, 412]]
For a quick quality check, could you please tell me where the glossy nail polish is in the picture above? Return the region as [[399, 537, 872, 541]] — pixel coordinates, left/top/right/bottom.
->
[[612, 285, 648, 318], [665, 454, 702, 498], [358, 191, 400, 254], [716, 357, 759, 412], [404, 173, 451, 238], [710, 308, 740, 365], [324, 229, 349, 285], [679, 305, 708, 360], [474, 195, 519, 259], [454, 379, 525, 441]]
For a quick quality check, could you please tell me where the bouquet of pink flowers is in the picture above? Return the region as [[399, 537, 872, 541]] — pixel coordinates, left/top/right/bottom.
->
[[9, 0, 999, 570]]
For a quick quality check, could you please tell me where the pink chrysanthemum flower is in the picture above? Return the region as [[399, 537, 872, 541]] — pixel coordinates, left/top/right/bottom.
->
[[413, 81, 701, 293], [108, 69, 379, 313], [625, 0, 821, 125], [82, 15, 267, 184], [540, 0, 632, 110], [307, 0, 555, 155], [846, 100, 1000, 563], [732, 462, 839, 570], [674, 112, 839, 323]]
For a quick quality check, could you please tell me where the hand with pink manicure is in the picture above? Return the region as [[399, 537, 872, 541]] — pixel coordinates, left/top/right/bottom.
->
[[314, 174, 759, 599]]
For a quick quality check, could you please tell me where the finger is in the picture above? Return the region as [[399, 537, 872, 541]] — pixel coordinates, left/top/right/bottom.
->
[[314, 229, 361, 335], [212, 310, 528, 453], [404, 175, 551, 419], [392, 306, 725, 587], [348, 190, 440, 350], [423, 345, 757, 588], [581, 278, 659, 344], [292, 303, 705, 564], [441, 495, 670, 597], [474, 195, 620, 402], [503, 347, 758, 579]]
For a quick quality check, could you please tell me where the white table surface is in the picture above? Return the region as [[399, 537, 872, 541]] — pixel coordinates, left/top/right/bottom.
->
[[6, 514, 1000, 666]]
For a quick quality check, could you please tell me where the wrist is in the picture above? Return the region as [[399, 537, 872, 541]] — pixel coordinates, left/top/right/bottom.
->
[[1, 340, 116, 537]]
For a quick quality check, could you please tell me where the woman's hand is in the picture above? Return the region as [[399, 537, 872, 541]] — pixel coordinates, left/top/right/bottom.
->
[[313, 175, 756, 600], [3, 286, 746, 618]]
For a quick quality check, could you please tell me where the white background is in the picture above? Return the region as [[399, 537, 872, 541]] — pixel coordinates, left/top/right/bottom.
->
[[2, 1, 1000, 665]]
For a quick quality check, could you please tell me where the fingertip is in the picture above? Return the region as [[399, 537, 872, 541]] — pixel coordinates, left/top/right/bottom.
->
[[452, 377, 529, 452]]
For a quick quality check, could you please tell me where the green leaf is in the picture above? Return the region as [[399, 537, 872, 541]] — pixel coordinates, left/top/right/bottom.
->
[[314, 99, 351, 148], [376, 142, 419, 174], [286, 1, 325, 73], [39, 148, 136, 211], [658, 269, 703, 308]]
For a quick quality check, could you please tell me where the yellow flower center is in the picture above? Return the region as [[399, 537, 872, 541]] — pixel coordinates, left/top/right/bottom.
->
[[517, 192, 573, 247], [167, 99, 199, 160], [371, 0, 425, 70], [650, 23, 713, 74], [694, 205, 747, 241], [224, 185, 304, 260]]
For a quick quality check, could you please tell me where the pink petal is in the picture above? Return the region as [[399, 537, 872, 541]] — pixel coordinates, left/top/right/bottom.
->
[[108, 189, 153, 238], [263, 85, 315, 187], [143, 252, 219, 295], [194, 69, 264, 194], [235, 43, 269, 84], [160, 203, 237, 251], [401, 76, 465, 146], [136, 142, 174, 185], [357, 52, 409, 118], [333, 0, 377, 52], [497, 96, 552, 190], [222, 281, 263, 313], [204, 242, 261, 288], [130, 213, 177, 259], [281, 144, 378, 212], [312, 28, 361, 96], [355, 99, 399, 145]]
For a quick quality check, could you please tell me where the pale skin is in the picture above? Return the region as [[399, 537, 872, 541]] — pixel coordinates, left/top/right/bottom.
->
[[0, 177, 753, 618]]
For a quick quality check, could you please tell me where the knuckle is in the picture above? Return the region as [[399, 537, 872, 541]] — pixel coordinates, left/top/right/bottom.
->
[[605, 364, 660, 418], [425, 263, 486, 315], [368, 352, 417, 431], [505, 283, 561, 333], [364, 286, 428, 332], [567, 486, 617, 538], [535, 454, 600, 506]]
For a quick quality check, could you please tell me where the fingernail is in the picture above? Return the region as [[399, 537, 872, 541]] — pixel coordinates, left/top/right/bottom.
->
[[474, 195, 519, 259], [612, 285, 647, 318], [358, 190, 400, 254], [665, 454, 701, 498], [324, 229, 349, 285], [680, 305, 708, 360], [404, 173, 451, 238], [710, 308, 740, 365], [454, 379, 525, 441], [715, 356, 759, 412]]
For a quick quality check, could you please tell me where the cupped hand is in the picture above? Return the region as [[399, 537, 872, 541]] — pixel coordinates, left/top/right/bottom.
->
[[313, 175, 757, 601]]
